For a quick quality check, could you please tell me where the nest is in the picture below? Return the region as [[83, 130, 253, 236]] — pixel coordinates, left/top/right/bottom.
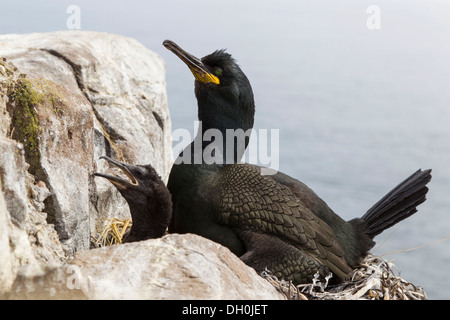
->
[[91, 218, 132, 247], [261, 254, 427, 300]]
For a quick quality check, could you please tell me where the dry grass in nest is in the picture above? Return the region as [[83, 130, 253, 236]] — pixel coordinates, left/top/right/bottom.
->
[[261, 254, 427, 300], [92, 218, 132, 247]]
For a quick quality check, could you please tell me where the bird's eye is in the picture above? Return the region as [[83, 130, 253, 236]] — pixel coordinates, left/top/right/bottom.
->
[[134, 169, 143, 177], [214, 68, 223, 76]]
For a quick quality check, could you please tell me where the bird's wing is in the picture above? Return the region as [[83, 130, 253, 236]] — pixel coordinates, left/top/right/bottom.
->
[[215, 163, 353, 280]]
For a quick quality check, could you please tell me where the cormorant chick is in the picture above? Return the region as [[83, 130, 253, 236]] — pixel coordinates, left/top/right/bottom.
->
[[163, 40, 432, 284], [94, 156, 172, 243]]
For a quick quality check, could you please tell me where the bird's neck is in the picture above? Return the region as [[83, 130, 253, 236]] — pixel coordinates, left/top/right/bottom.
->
[[182, 101, 255, 165], [193, 124, 252, 164], [125, 190, 171, 242]]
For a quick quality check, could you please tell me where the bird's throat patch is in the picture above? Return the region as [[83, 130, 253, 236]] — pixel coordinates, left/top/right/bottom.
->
[[190, 67, 220, 85]]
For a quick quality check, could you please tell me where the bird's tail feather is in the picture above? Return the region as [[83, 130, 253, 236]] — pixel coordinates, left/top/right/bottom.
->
[[361, 169, 432, 239]]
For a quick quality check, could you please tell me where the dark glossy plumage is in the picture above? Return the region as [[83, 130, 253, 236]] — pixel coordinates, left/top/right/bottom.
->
[[95, 156, 172, 243], [164, 40, 431, 284]]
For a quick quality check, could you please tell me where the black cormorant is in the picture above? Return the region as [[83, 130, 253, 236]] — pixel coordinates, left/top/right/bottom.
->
[[163, 40, 432, 284], [94, 156, 172, 243]]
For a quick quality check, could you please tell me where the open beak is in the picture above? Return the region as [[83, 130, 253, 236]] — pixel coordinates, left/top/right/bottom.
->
[[163, 40, 220, 85], [94, 156, 138, 189]]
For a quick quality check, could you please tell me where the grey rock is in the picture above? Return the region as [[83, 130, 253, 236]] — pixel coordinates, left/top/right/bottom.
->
[[0, 137, 66, 295], [0, 137, 29, 227], [0, 31, 172, 252], [0, 168, 15, 293], [6, 234, 284, 300]]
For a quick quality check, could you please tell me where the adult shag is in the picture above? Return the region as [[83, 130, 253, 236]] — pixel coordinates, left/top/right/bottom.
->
[[163, 40, 432, 284], [94, 156, 172, 243]]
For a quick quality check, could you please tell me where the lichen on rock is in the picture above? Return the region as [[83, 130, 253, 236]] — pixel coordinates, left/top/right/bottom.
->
[[8, 78, 43, 178], [8, 77, 75, 180]]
